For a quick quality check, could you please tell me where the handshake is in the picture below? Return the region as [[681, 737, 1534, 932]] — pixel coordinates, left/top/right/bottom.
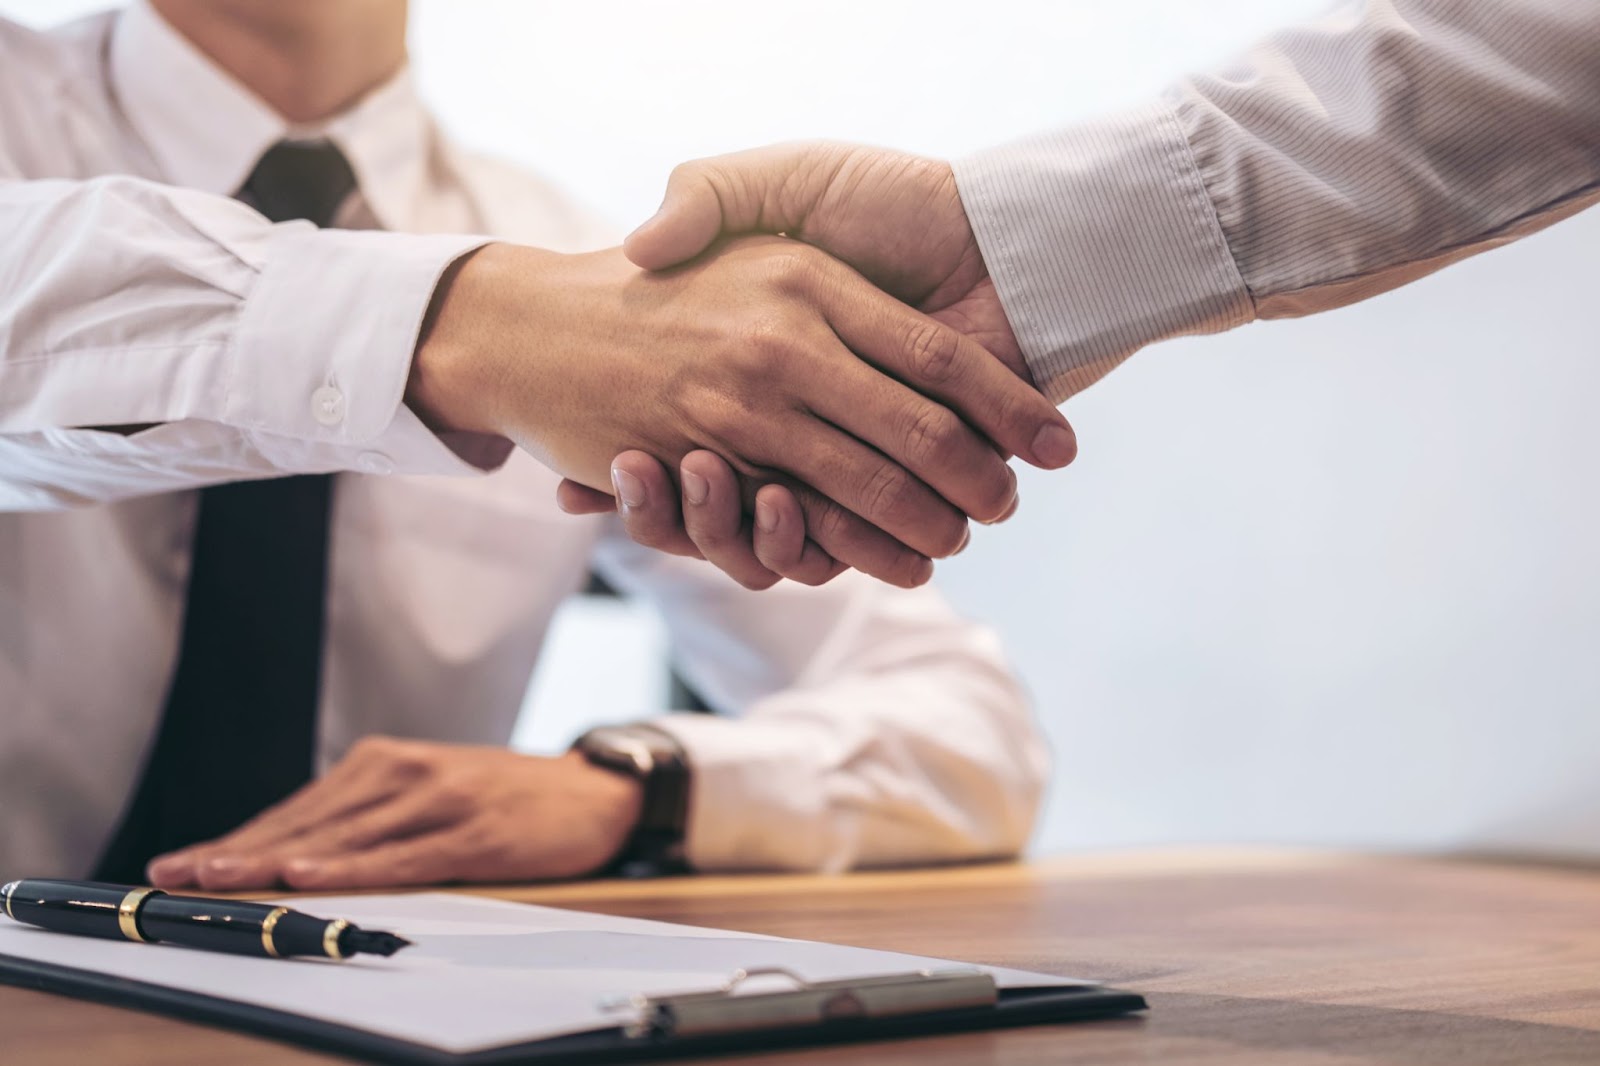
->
[[409, 143, 1076, 590]]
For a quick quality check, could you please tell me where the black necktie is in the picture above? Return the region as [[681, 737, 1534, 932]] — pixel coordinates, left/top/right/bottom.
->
[[94, 142, 359, 883]]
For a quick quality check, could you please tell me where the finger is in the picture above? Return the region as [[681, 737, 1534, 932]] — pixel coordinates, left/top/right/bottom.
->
[[609, 452, 703, 559], [199, 786, 462, 890], [153, 790, 388, 890], [822, 269, 1077, 471], [623, 143, 854, 270], [555, 479, 615, 515], [765, 410, 967, 563], [809, 355, 1019, 524], [212, 760, 396, 850], [281, 831, 466, 891], [773, 474, 934, 589], [146, 754, 400, 885], [751, 483, 846, 586], [678, 451, 779, 590]]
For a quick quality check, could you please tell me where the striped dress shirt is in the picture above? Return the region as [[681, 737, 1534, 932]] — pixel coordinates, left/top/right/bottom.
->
[[954, 0, 1600, 403]]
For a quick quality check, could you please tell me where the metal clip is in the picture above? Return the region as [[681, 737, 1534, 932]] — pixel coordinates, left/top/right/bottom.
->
[[605, 966, 998, 1040]]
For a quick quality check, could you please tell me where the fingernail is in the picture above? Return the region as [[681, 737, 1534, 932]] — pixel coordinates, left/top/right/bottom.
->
[[285, 858, 322, 877], [204, 857, 244, 874], [997, 493, 1020, 523], [953, 526, 971, 556], [612, 466, 646, 510], [755, 498, 779, 534], [1031, 423, 1077, 469], [682, 468, 709, 506]]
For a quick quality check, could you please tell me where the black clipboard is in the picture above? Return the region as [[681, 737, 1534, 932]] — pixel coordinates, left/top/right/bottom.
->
[[1, 951, 1146, 1064]]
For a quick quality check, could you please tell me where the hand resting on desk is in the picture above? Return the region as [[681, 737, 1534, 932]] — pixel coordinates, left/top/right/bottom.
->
[[143, 738, 643, 891]]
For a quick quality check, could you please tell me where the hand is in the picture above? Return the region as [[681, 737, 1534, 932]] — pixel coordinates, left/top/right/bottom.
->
[[555, 143, 1067, 585], [144, 738, 644, 891], [413, 236, 1071, 587]]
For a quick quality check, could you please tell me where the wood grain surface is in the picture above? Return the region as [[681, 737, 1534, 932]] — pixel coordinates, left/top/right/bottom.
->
[[4, 850, 1597, 1065]]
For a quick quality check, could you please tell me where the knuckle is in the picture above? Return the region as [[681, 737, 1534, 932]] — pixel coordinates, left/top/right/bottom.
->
[[431, 781, 475, 815], [697, 394, 761, 451], [903, 320, 962, 384], [757, 247, 819, 291], [667, 160, 703, 186], [858, 463, 915, 525], [355, 735, 431, 779], [351, 735, 399, 762], [900, 404, 964, 469], [806, 496, 856, 545], [989, 386, 1037, 441], [738, 316, 791, 362]]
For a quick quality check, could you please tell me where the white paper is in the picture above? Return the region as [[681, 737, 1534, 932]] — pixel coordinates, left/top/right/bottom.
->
[[0, 892, 1087, 1054]]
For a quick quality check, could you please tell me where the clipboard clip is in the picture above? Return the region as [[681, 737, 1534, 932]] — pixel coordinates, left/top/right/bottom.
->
[[604, 966, 999, 1040]]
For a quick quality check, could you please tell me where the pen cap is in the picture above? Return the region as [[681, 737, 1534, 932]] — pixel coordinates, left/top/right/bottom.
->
[[4, 880, 146, 942]]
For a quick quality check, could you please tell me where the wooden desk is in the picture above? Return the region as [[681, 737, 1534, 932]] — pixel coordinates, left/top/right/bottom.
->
[[5, 850, 1598, 1064]]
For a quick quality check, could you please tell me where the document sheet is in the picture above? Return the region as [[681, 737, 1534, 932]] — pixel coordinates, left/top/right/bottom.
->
[[0, 892, 1088, 1053]]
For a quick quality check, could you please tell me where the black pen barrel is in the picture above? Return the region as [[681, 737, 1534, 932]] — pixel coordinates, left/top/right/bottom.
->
[[3, 880, 133, 942], [3, 880, 400, 960], [137, 894, 303, 957]]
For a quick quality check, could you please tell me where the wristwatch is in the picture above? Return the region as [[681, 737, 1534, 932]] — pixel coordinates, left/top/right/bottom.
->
[[572, 724, 692, 876]]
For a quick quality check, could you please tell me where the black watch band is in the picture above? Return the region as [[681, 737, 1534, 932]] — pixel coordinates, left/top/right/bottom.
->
[[572, 724, 691, 876]]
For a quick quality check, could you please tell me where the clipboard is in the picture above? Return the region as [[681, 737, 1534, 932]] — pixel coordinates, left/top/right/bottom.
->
[[0, 893, 1147, 1063]]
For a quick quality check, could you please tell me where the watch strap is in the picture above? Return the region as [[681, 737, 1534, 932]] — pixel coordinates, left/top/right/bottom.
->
[[573, 724, 691, 876]]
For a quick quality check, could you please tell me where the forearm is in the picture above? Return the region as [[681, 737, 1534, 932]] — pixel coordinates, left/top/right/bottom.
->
[[0, 175, 492, 509], [956, 0, 1600, 403]]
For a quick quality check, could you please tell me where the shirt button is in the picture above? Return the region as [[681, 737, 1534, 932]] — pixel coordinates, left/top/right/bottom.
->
[[311, 386, 346, 426], [357, 451, 394, 476]]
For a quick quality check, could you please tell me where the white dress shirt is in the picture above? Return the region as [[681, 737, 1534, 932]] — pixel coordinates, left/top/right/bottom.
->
[[0, 4, 1047, 878], [955, 0, 1600, 403]]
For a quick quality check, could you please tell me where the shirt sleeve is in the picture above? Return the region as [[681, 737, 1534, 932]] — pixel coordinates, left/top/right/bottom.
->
[[0, 172, 496, 511], [953, 0, 1600, 404], [589, 528, 1050, 873]]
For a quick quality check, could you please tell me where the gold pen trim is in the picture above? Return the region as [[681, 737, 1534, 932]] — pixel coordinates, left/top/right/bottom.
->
[[322, 918, 351, 960], [2, 881, 16, 921], [260, 906, 289, 958], [117, 888, 158, 943]]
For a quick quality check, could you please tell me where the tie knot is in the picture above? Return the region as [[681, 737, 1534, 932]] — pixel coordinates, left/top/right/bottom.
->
[[240, 140, 359, 227]]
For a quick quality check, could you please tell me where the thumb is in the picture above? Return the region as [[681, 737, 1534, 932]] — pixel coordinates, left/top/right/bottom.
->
[[623, 143, 849, 270], [623, 159, 729, 269]]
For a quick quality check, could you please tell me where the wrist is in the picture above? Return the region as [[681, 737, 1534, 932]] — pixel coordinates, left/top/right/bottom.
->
[[406, 242, 560, 437], [560, 749, 645, 851], [572, 725, 693, 875]]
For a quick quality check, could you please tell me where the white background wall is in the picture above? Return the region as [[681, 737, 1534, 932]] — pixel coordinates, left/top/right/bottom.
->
[[8, 1, 1598, 858]]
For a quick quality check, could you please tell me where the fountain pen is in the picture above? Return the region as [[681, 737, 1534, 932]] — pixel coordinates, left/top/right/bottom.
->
[[1, 879, 410, 961]]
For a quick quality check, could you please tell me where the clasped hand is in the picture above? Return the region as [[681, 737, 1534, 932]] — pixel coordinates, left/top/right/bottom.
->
[[551, 143, 1073, 588], [408, 218, 1073, 588]]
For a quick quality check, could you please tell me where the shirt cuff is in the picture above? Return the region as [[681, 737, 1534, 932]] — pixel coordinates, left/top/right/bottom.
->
[[229, 226, 498, 477], [952, 101, 1256, 405], [648, 712, 839, 873]]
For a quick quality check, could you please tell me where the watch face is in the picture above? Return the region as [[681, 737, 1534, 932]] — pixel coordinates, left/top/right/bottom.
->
[[577, 727, 691, 849], [584, 730, 655, 777]]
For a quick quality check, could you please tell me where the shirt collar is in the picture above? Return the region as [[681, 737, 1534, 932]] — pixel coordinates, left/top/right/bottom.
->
[[110, 0, 431, 230]]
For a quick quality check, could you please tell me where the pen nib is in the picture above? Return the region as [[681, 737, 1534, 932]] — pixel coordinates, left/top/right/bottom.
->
[[341, 928, 412, 958]]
